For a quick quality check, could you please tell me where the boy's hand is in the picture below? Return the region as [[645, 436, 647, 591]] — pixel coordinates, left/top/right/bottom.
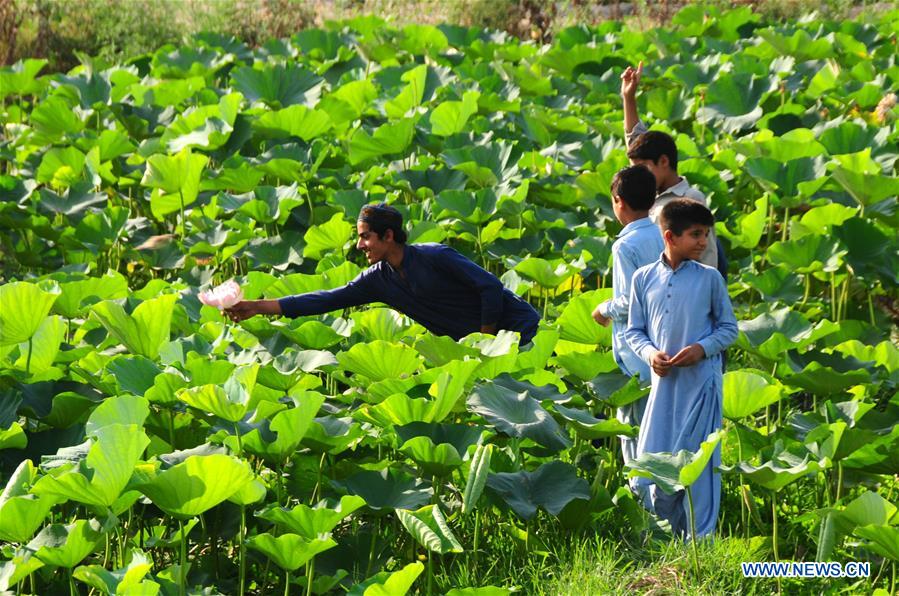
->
[[621, 61, 643, 99], [669, 343, 705, 367], [650, 350, 671, 377], [225, 299, 280, 322], [592, 303, 611, 327]]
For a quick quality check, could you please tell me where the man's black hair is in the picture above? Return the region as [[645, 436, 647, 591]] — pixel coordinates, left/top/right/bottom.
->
[[659, 199, 715, 236], [611, 165, 657, 211], [627, 130, 679, 172], [358, 203, 408, 243]]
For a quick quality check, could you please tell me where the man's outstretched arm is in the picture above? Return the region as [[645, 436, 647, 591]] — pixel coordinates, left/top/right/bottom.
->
[[621, 61, 643, 139]]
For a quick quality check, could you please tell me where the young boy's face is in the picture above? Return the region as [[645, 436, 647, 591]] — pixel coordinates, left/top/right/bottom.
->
[[667, 224, 709, 261], [629, 157, 669, 192], [612, 194, 626, 225]]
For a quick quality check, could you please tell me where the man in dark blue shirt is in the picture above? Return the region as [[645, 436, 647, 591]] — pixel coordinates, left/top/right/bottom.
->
[[226, 204, 541, 344]]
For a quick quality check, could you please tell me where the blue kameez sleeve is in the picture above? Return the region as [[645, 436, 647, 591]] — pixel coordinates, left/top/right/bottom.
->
[[278, 270, 378, 318], [435, 246, 504, 326], [624, 269, 657, 364], [696, 271, 738, 358], [599, 244, 641, 323]]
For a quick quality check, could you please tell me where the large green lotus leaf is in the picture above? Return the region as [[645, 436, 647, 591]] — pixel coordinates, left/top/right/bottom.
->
[[462, 443, 493, 514], [757, 28, 833, 61], [303, 213, 353, 260], [467, 381, 571, 452], [0, 548, 44, 591], [716, 195, 768, 250], [91, 294, 178, 360], [30, 96, 84, 142], [0, 58, 47, 98], [0, 422, 27, 450], [272, 320, 339, 353], [841, 425, 899, 474], [255, 105, 332, 141], [766, 234, 845, 273], [414, 334, 480, 367], [818, 121, 883, 156], [333, 469, 432, 511], [783, 362, 871, 395], [627, 431, 723, 493], [829, 149, 899, 207], [178, 384, 246, 422], [160, 92, 241, 152], [742, 266, 804, 304], [396, 422, 484, 456], [316, 79, 377, 127], [399, 438, 463, 477], [203, 161, 266, 194], [720, 440, 828, 491], [556, 290, 612, 345], [723, 370, 784, 420], [12, 314, 65, 374], [227, 478, 267, 506], [442, 143, 517, 188], [348, 561, 423, 596], [105, 355, 161, 397], [588, 372, 650, 408], [426, 359, 480, 423], [435, 189, 498, 225], [430, 90, 479, 136], [697, 72, 776, 133], [241, 392, 324, 462], [397, 504, 463, 554], [141, 148, 208, 219], [53, 271, 129, 318], [73, 549, 155, 595], [348, 118, 416, 165], [0, 281, 60, 346], [134, 454, 254, 518], [550, 350, 617, 381], [486, 461, 589, 520], [351, 308, 408, 342], [85, 395, 150, 436], [734, 128, 827, 161], [301, 416, 364, 454], [31, 424, 148, 508], [36, 146, 86, 187], [28, 519, 104, 568], [0, 460, 56, 543], [853, 525, 899, 561], [258, 495, 366, 538], [744, 157, 827, 203], [358, 394, 432, 426], [737, 308, 838, 362], [247, 533, 336, 571], [833, 340, 899, 375], [337, 340, 423, 382], [513, 257, 576, 289], [837, 491, 897, 533], [553, 404, 636, 440], [231, 63, 323, 107]]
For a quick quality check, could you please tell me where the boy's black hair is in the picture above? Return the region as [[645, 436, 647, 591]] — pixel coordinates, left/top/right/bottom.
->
[[611, 165, 657, 211], [358, 203, 408, 243], [659, 199, 715, 235], [627, 130, 679, 172]]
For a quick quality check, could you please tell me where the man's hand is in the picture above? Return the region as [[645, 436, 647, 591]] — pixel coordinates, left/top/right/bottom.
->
[[592, 303, 611, 327], [620, 61, 643, 99], [650, 350, 671, 377], [224, 299, 280, 322], [669, 343, 705, 368]]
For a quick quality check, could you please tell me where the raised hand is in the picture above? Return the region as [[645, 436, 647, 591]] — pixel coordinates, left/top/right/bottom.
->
[[592, 303, 611, 327], [620, 61, 643, 99]]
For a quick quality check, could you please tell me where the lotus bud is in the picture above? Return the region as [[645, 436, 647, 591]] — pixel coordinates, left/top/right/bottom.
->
[[199, 279, 244, 309]]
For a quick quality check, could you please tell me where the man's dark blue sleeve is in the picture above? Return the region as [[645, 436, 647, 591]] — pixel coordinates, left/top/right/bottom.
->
[[278, 270, 377, 318], [436, 246, 505, 326]]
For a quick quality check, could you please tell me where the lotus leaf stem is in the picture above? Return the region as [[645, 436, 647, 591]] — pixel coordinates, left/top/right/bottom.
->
[[239, 505, 247, 595], [685, 486, 700, 577], [179, 519, 187, 596], [771, 490, 779, 562], [25, 337, 33, 375], [285, 569, 290, 596], [306, 557, 315, 596]]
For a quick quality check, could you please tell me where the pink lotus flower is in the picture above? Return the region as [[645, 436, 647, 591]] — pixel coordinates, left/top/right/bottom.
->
[[198, 280, 243, 309]]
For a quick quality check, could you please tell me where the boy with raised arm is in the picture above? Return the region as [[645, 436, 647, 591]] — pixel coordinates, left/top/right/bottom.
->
[[621, 62, 727, 278], [592, 165, 663, 465], [624, 199, 738, 539]]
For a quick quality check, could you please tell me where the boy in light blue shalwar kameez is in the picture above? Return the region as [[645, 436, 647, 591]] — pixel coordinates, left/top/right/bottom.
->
[[592, 166, 664, 466], [625, 199, 738, 539]]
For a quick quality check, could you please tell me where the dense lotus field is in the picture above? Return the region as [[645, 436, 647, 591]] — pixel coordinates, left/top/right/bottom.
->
[[1, 5, 899, 595]]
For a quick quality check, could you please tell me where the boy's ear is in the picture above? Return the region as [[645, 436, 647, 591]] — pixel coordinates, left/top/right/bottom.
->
[[663, 229, 674, 243], [657, 155, 670, 170], [384, 228, 394, 242]]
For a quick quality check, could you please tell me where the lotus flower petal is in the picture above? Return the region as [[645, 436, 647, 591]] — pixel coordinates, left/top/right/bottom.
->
[[198, 280, 243, 309]]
